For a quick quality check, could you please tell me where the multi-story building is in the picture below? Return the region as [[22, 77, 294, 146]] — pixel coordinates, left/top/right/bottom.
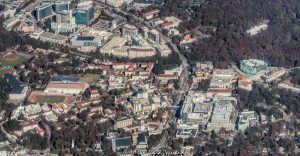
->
[[176, 124, 199, 138], [34, 3, 53, 21], [75, 1, 94, 25], [51, 22, 77, 33], [237, 110, 258, 132], [103, 0, 133, 8], [127, 46, 156, 59], [164, 64, 183, 76], [100, 36, 128, 56], [147, 30, 160, 44], [114, 114, 133, 129], [206, 97, 237, 132], [210, 69, 234, 89], [53, 1, 70, 13], [155, 44, 171, 57], [71, 36, 103, 48], [240, 59, 268, 76], [122, 24, 138, 38], [143, 9, 160, 20], [180, 92, 213, 125]]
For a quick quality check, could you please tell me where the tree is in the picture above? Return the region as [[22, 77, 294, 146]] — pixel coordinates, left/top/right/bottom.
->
[[3, 119, 21, 132], [0, 4, 5, 12], [197, 79, 210, 92], [0, 77, 10, 106]]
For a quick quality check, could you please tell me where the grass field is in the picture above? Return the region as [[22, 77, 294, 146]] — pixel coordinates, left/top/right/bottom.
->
[[35, 95, 66, 104], [0, 53, 26, 67], [79, 74, 100, 83]]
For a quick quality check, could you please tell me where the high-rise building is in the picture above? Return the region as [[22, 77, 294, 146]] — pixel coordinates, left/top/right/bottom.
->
[[75, 1, 94, 25], [53, 1, 70, 13], [34, 3, 53, 21]]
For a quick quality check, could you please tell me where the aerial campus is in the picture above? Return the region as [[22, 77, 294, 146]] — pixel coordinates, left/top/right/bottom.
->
[[0, 0, 300, 155]]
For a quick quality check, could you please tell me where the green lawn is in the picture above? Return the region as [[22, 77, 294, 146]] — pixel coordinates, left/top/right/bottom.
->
[[35, 95, 66, 104], [0, 53, 26, 67], [79, 74, 100, 83]]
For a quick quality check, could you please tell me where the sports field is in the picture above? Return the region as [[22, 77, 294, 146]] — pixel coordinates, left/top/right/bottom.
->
[[27, 91, 73, 104], [79, 74, 100, 83], [0, 53, 26, 67], [35, 95, 66, 104]]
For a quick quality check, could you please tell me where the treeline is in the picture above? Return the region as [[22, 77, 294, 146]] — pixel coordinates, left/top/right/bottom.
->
[[154, 0, 300, 68]]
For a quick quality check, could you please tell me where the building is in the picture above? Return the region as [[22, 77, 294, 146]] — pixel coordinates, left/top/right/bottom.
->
[[34, 3, 53, 21], [176, 124, 199, 138], [4, 74, 29, 101], [164, 16, 182, 28], [206, 97, 237, 132], [135, 133, 148, 149], [53, 1, 70, 13], [246, 20, 269, 36], [71, 36, 103, 48], [100, 36, 127, 56], [147, 30, 160, 44], [104, 0, 133, 8], [114, 114, 133, 129], [210, 69, 234, 89], [19, 19, 36, 33], [39, 32, 68, 45], [143, 9, 160, 20], [122, 24, 138, 38], [51, 75, 79, 83], [75, 1, 94, 25], [207, 88, 232, 98], [127, 46, 156, 59], [44, 82, 89, 95], [261, 67, 286, 83], [164, 64, 183, 76], [3, 16, 21, 31], [240, 59, 268, 76], [111, 137, 132, 152], [237, 110, 258, 132], [155, 44, 171, 57], [51, 22, 77, 33], [180, 91, 213, 125]]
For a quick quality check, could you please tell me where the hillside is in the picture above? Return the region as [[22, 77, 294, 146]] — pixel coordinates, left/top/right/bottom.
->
[[158, 0, 300, 68]]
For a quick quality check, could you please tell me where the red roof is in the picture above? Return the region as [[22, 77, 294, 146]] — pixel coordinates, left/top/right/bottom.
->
[[207, 88, 232, 93], [144, 9, 160, 16], [161, 21, 173, 27]]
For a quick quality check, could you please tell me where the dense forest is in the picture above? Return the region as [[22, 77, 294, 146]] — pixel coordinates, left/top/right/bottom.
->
[[156, 0, 300, 68]]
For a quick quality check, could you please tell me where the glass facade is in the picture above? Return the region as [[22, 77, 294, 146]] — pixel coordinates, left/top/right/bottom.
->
[[75, 7, 94, 25], [240, 59, 268, 75], [53, 2, 69, 13], [36, 4, 53, 21]]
